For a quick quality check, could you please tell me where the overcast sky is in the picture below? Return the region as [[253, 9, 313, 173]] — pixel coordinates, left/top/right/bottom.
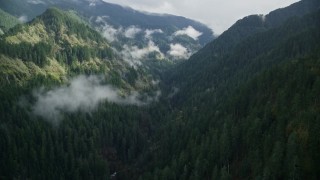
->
[[102, 0, 299, 34]]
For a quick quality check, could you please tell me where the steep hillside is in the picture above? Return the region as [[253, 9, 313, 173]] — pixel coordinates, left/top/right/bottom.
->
[[143, 2, 320, 179], [166, 0, 320, 103], [174, 0, 320, 70], [0, 8, 153, 90], [148, 52, 320, 179]]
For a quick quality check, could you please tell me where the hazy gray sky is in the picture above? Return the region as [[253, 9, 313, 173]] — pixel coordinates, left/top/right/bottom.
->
[[103, 0, 299, 34]]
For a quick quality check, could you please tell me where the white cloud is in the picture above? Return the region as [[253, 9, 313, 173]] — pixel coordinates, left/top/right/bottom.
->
[[96, 16, 122, 42], [168, 43, 190, 59], [124, 26, 142, 38], [121, 40, 164, 66], [151, 79, 160, 85], [18, 15, 28, 23], [260, 14, 266, 22], [145, 29, 163, 39], [27, 0, 45, 5], [103, 0, 299, 34], [173, 26, 202, 40], [101, 24, 119, 42], [31, 75, 159, 123], [86, 0, 99, 6], [96, 17, 146, 41], [95, 15, 109, 23]]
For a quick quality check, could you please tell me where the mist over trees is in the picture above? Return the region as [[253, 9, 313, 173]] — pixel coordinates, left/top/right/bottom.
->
[[0, 0, 320, 179]]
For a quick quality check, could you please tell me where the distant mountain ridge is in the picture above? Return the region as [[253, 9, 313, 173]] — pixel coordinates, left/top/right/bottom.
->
[[196, 0, 320, 59], [0, 0, 214, 64], [0, 0, 214, 44], [169, 0, 320, 85]]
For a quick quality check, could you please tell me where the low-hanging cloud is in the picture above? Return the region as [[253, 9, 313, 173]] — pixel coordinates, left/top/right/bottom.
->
[[27, 0, 45, 4], [32, 75, 160, 123], [124, 26, 142, 38], [259, 14, 266, 22], [96, 17, 145, 41], [96, 16, 121, 42], [18, 15, 28, 23], [173, 26, 202, 40], [94, 16, 165, 65], [101, 24, 119, 42], [145, 29, 163, 39], [120, 40, 164, 66], [86, 0, 99, 6], [168, 43, 190, 59]]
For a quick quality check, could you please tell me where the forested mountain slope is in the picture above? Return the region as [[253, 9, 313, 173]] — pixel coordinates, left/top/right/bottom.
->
[[0, 7, 152, 89], [1, 0, 320, 180], [165, 0, 320, 106], [0, 8, 159, 179], [143, 2, 320, 179], [170, 0, 319, 76]]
